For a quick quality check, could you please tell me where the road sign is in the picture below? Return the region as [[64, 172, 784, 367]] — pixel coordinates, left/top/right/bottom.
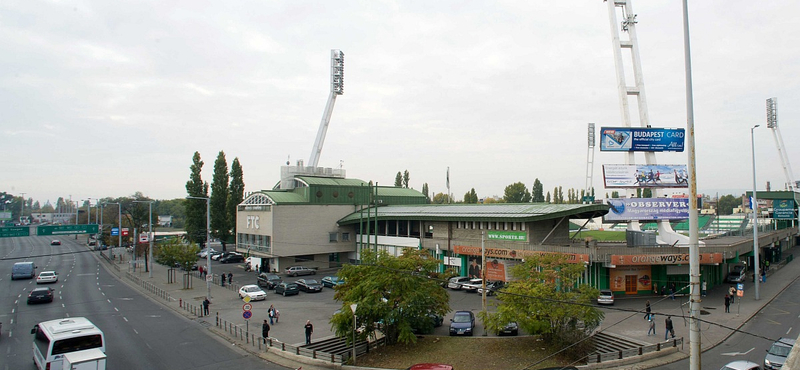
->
[[243, 311, 252, 320], [111, 227, 119, 236], [737, 283, 744, 291], [37, 224, 99, 236], [242, 295, 251, 304], [243, 303, 252, 311], [122, 228, 129, 236], [206, 275, 213, 282], [0, 226, 31, 238]]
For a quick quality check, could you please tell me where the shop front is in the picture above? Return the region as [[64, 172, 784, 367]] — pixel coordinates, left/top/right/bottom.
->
[[609, 252, 724, 295]]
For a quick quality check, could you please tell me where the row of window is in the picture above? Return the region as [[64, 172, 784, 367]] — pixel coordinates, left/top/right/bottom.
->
[[329, 232, 351, 242], [237, 233, 271, 254], [456, 221, 525, 231]]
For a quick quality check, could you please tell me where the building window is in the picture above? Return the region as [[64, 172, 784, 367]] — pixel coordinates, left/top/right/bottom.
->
[[521, 223, 526, 231], [329, 232, 338, 242], [342, 232, 350, 242]]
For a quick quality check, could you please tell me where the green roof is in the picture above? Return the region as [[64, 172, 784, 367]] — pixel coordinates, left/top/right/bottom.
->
[[262, 191, 308, 204], [338, 203, 610, 224], [295, 176, 368, 187]]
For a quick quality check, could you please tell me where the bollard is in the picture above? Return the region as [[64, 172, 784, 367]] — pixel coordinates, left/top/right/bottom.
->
[[179, 298, 182, 307]]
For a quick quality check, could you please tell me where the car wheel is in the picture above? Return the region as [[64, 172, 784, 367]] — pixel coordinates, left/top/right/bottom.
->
[[283, 291, 287, 297]]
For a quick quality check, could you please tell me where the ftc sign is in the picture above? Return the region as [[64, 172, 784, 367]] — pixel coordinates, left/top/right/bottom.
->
[[246, 215, 260, 229]]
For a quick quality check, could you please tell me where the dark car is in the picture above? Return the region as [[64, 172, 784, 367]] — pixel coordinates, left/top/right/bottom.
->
[[411, 312, 444, 334], [321, 276, 345, 288], [726, 265, 747, 283], [295, 279, 323, 293], [257, 273, 282, 289], [27, 287, 54, 304], [498, 321, 519, 336], [219, 253, 244, 264], [274, 282, 300, 296], [449, 310, 475, 336]]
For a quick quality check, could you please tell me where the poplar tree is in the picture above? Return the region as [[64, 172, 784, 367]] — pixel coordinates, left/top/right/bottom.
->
[[210, 151, 230, 250], [185, 152, 209, 245], [227, 157, 245, 240]]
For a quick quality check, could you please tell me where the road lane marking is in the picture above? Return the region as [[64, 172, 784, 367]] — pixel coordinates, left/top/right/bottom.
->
[[123, 317, 128, 322], [133, 329, 139, 335], [114, 307, 119, 312], [787, 327, 793, 335], [721, 348, 754, 356]]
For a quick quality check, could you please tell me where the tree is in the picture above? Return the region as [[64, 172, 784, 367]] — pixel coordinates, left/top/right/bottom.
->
[[482, 254, 603, 358], [718, 194, 741, 215], [532, 179, 545, 202], [642, 188, 653, 198], [394, 172, 403, 187], [611, 191, 620, 198], [330, 249, 450, 345], [546, 192, 551, 203], [557, 186, 564, 204], [155, 238, 200, 289], [464, 188, 478, 204], [210, 151, 230, 250], [403, 170, 410, 188], [227, 157, 245, 240], [504, 182, 531, 203], [185, 152, 209, 246], [431, 192, 452, 204], [422, 183, 429, 203], [125, 193, 159, 272]]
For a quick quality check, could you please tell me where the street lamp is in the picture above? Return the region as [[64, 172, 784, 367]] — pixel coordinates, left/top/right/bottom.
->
[[187, 196, 211, 299], [751, 124, 760, 300], [133, 200, 155, 279], [350, 303, 358, 365], [104, 202, 121, 259]]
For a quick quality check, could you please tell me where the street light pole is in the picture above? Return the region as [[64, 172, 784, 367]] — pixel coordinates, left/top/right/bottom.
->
[[134, 200, 155, 278], [350, 303, 358, 365], [751, 124, 761, 300], [187, 196, 211, 299]]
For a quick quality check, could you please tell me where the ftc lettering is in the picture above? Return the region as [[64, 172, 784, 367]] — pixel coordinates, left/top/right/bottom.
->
[[246, 215, 260, 229]]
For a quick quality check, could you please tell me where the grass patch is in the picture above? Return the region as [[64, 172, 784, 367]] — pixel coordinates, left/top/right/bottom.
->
[[569, 230, 625, 241], [356, 336, 569, 370]]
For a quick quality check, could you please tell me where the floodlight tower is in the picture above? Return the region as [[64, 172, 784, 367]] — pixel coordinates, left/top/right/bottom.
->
[[585, 123, 596, 203], [308, 49, 345, 168], [766, 98, 797, 191]]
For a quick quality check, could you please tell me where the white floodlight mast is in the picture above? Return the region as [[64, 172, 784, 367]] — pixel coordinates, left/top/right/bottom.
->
[[766, 98, 797, 191], [308, 49, 344, 168]]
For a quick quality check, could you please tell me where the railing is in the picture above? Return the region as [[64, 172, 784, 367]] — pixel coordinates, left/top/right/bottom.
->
[[585, 337, 683, 364]]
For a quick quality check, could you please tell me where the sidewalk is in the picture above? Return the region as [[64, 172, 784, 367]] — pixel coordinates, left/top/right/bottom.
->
[[596, 244, 800, 368]]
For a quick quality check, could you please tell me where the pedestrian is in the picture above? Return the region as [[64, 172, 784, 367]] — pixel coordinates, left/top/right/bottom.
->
[[255, 264, 259, 273], [729, 286, 736, 303], [647, 314, 656, 336], [268, 304, 276, 325], [644, 300, 651, 320], [670, 285, 675, 300], [202, 297, 210, 316], [665, 316, 675, 340], [262, 320, 270, 343], [724, 294, 730, 313], [275, 308, 280, 323], [701, 281, 707, 297], [221, 273, 226, 287], [228, 272, 233, 285], [765, 260, 770, 272], [304, 320, 313, 344], [661, 285, 666, 297], [761, 269, 766, 283]]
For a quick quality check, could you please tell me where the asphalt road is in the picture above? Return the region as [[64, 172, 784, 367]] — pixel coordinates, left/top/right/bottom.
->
[[654, 278, 800, 370], [0, 235, 288, 370]]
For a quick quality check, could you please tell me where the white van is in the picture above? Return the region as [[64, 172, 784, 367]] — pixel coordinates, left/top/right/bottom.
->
[[12, 261, 37, 280], [31, 317, 106, 370]]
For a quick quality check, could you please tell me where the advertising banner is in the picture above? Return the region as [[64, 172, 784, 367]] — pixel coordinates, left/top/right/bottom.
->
[[600, 127, 685, 152], [487, 230, 527, 241], [453, 245, 589, 264], [610, 252, 724, 266], [773, 200, 795, 219], [603, 164, 689, 188], [605, 198, 689, 221], [609, 265, 652, 293]]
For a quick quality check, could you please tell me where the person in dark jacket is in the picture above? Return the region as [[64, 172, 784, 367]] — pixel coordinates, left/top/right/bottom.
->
[[644, 300, 651, 320], [304, 320, 314, 344], [724, 294, 731, 313], [202, 298, 210, 316], [262, 320, 270, 343], [221, 273, 226, 287], [665, 316, 675, 340]]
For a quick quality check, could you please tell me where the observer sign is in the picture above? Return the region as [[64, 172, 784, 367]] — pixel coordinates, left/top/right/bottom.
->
[[600, 127, 685, 152], [606, 198, 690, 221]]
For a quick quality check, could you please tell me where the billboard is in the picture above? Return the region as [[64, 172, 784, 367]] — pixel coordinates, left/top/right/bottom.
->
[[605, 198, 690, 221], [603, 164, 689, 188], [774, 200, 796, 219], [600, 127, 685, 152]]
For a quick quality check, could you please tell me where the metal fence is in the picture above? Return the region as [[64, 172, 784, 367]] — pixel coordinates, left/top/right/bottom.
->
[[585, 337, 683, 364]]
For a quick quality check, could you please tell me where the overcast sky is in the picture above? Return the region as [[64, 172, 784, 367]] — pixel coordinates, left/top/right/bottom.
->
[[2, 1, 799, 206]]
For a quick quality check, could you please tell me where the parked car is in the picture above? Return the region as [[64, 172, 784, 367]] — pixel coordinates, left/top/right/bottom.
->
[[477, 281, 505, 296], [50, 239, 61, 246], [405, 364, 454, 370], [461, 278, 484, 293], [449, 310, 476, 336], [27, 287, 54, 304], [720, 360, 761, 370], [274, 282, 300, 296], [295, 279, 323, 293], [257, 273, 282, 289], [497, 321, 519, 336], [219, 253, 244, 264], [285, 266, 316, 277], [209, 251, 225, 260], [321, 276, 345, 288], [447, 277, 472, 290], [765, 337, 796, 370], [597, 289, 615, 305], [727, 265, 747, 283], [36, 271, 58, 284], [238, 285, 267, 301], [411, 312, 444, 334], [197, 248, 217, 258]]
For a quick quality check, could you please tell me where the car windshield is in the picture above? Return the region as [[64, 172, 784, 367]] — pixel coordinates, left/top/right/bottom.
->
[[245, 287, 260, 292], [453, 313, 471, 323], [305, 280, 318, 285], [286, 284, 297, 288], [768, 343, 792, 357], [41, 272, 54, 276]]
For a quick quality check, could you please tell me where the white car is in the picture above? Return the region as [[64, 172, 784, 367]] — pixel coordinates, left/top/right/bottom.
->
[[720, 360, 760, 370], [197, 248, 217, 258], [447, 277, 471, 290], [238, 285, 267, 301], [36, 271, 58, 284], [461, 278, 484, 293]]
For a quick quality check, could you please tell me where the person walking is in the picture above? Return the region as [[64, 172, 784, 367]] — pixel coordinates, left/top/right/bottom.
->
[[221, 273, 226, 287], [729, 286, 736, 303], [268, 305, 276, 325], [665, 316, 675, 340], [724, 294, 730, 313], [644, 300, 651, 320], [647, 314, 656, 336], [304, 320, 314, 344], [670, 283, 676, 300], [765, 259, 770, 272], [262, 320, 270, 343], [202, 297, 210, 316], [227, 272, 233, 285], [701, 281, 707, 297], [275, 308, 280, 323]]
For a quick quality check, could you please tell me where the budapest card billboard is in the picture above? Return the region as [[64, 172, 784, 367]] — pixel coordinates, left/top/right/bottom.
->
[[603, 164, 689, 188], [605, 198, 689, 221], [600, 127, 685, 152]]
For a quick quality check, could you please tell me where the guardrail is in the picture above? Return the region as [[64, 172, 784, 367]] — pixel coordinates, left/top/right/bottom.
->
[[585, 337, 683, 364]]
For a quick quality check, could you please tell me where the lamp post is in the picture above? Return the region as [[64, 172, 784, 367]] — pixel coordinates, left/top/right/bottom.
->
[[350, 303, 358, 365], [751, 124, 760, 300], [133, 200, 155, 278], [187, 196, 211, 299], [105, 202, 121, 259]]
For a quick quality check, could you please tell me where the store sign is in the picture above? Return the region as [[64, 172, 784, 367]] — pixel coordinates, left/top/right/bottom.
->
[[611, 252, 723, 266], [600, 127, 685, 152], [487, 231, 527, 241], [246, 215, 260, 229], [605, 198, 689, 221], [453, 245, 589, 264], [603, 164, 689, 188], [774, 200, 795, 219]]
